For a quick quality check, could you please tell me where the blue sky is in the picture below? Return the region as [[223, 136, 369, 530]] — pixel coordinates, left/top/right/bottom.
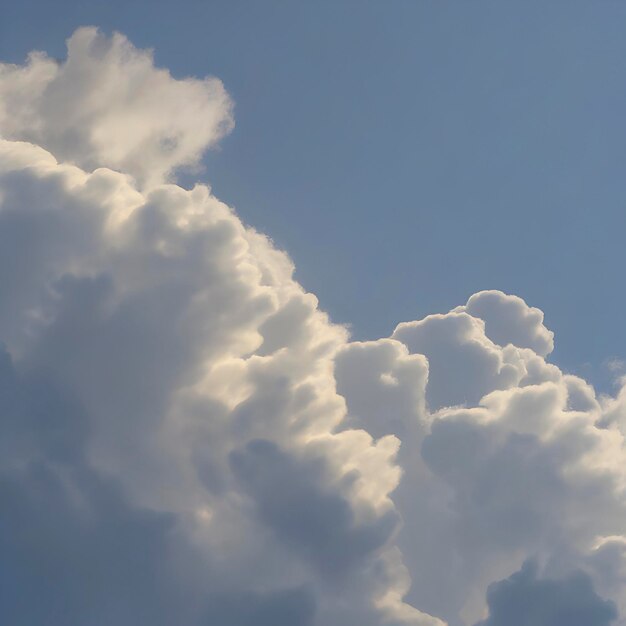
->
[[3, 1, 626, 389]]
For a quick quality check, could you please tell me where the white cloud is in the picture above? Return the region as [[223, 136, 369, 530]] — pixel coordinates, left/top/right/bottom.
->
[[461, 290, 554, 357], [0, 27, 233, 188], [0, 28, 625, 626]]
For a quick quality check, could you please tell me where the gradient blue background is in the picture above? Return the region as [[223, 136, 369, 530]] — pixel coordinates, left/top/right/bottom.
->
[[3, 1, 625, 390]]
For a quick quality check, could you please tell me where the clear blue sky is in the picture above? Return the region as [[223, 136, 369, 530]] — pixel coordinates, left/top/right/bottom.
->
[[3, 0, 625, 390]]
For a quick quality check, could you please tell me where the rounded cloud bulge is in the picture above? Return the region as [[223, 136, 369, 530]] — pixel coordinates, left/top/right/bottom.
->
[[462, 290, 555, 358], [1, 28, 626, 626]]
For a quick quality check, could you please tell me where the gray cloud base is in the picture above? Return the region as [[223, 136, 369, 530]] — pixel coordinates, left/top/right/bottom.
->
[[475, 561, 617, 626]]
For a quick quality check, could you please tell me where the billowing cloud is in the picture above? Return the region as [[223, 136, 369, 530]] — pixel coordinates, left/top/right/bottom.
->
[[0, 28, 625, 626], [0, 27, 233, 187]]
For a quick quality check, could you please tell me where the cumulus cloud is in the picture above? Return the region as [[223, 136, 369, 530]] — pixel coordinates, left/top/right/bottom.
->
[[0, 27, 233, 187], [1, 28, 625, 626]]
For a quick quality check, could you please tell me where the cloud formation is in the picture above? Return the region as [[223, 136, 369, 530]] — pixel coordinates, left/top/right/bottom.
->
[[0, 27, 233, 187], [0, 28, 625, 626]]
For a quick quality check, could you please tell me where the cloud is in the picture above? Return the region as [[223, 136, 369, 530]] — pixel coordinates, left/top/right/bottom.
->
[[462, 290, 554, 357], [0, 27, 233, 187], [475, 561, 617, 626], [1, 27, 626, 626], [0, 126, 432, 624], [338, 297, 626, 624]]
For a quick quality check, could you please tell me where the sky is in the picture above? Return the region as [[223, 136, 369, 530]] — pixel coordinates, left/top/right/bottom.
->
[[2, 1, 626, 389], [2, 4, 626, 626]]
